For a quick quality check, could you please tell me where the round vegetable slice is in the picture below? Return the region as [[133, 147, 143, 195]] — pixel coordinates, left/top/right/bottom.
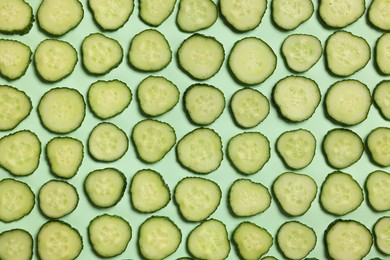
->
[[368, 0, 390, 31], [0, 39, 32, 80], [366, 170, 390, 212], [0, 0, 34, 35], [374, 217, 390, 255], [0, 229, 33, 260], [367, 127, 390, 167], [139, 0, 175, 26], [272, 0, 314, 30], [319, 0, 365, 28], [176, 0, 217, 32], [373, 80, 390, 120]]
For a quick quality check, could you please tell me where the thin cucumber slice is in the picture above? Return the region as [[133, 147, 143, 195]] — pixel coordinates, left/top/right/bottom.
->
[[88, 214, 131, 258], [184, 83, 225, 125], [367, 127, 390, 167], [368, 0, 390, 31], [139, 0, 176, 26], [176, 0, 217, 32], [376, 34, 390, 75], [366, 170, 390, 212], [319, 0, 365, 28], [374, 217, 390, 255], [38, 87, 86, 134], [0, 39, 32, 80], [0, 229, 33, 260], [220, 0, 267, 32], [0, 130, 40, 176], [273, 172, 317, 216], [229, 179, 271, 217], [139, 216, 181, 260], [276, 129, 316, 170], [137, 75, 179, 117], [0, 178, 35, 223], [178, 34, 224, 80], [281, 34, 322, 73], [374, 80, 390, 120], [272, 0, 314, 30], [0, 0, 33, 35], [130, 169, 170, 213], [325, 79, 371, 126], [228, 37, 276, 85], [174, 177, 221, 222], [87, 79, 132, 119], [88, 0, 134, 30], [227, 131, 270, 175]]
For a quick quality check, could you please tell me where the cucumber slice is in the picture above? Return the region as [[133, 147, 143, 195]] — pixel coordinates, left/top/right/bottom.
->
[[139, 0, 176, 26], [367, 127, 390, 167], [174, 177, 221, 222], [228, 37, 276, 85], [272, 0, 314, 30], [366, 170, 390, 212], [128, 29, 172, 72], [374, 80, 390, 120], [220, 0, 267, 32], [132, 119, 176, 163], [34, 39, 78, 82], [0, 130, 40, 176], [138, 216, 181, 260], [0, 178, 35, 223], [176, 0, 217, 32], [376, 33, 390, 75], [0, 39, 32, 80], [227, 131, 270, 175], [38, 180, 79, 219], [87, 79, 132, 119], [137, 75, 179, 117], [187, 219, 230, 260], [281, 34, 322, 73], [368, 0, 390, 31], [176, 127, 223, 174], [0, 0, 33, 35], [320, 171, 363, 216], [374, 217, 390, 255], [38, 87, 86, 134], [130, 169, 170, 213], [233, 222, 273, 260], [88, 0, 134, 31], [325, 30, 371, 76], [88, 122, 129, 162], [319, 0, 365, 28], [229, 179, 271, 217], [0, 85, 32, 131], [178, 33, 224, 80], [0, 229, 33, 260], [88, 214, 131, 257], [325, 79, 371, 126], [276, 129, 316, 170], [184, 83, 225, 125], [273, 172, 317, 216]]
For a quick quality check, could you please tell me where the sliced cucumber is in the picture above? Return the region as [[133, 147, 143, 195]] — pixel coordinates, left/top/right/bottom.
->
[[174, 177, 221, 222], [139, 0, 176, 26], [0, 0, 33, 35], [229, 178, 271, 217], [0, 85, 32, 131], [272, 0, 314, 30], [366, 170, 390, 212], [184, 83, 225, 125], [38, 87, 86, 134], [368, 0, 390, 31], [88, 79, 132, 119], [228, 37, 276, 85], [178, 33, 224, 80], [0, 39, 32, 80], [319, 0, 365, 28], [0, 229, 33, 260], [367, 127, 390, 167], [374, 80, 390, 120], [176, 0, 217, 32], [138, 216, 181, 260], [0, 178, 35, 223], [374, 216, 390, 255]]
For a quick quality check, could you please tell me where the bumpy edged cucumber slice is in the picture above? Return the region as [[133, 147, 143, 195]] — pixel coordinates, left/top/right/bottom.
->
[[220, 0, 267, 32], [229, 179, 271, 217], [37, 0, 83, 36], [176, 127, 223, 174], [0, 39, 32, 80], [130, 169, 170, 213], [374, 216, 390, 255], [228, 37, 276, 85], [0, 130, 40, 176], [376, 33, 390, 75], [34, 39, 78, 82], [325, 30, 371, 77], [176, 0, 217, 32], [88, 122, 128, 162], [325, 219, 373, 260], [319, 0, 365, 28], [374, 80, 390, 120], [132, 119, 176, 163], [187, 219, 230, 260], [88, 0, 134, 31], [0, 228, 33, 260], [273, 172, 317, 216], [128, 29, 172, 72], [325, 79, 371, 126], [0, 178, 35, 223], [368, 0, 390, 31], [184, 83, 225, 125], [272, 0, 314, 30], [367, 127, 390, 167], [38, 180, 79, 219], [174, 177, 221, 222], [366, 170, 390, 212], [320, 171, 363, 216], [0, 0, 34, 35], [139, 0, 176, 26], [137, 75, 179, 117], [38, 87, 86, 134], [138, 216, 181, 260], [281, 34, 322, 73], [88, 79, 132, 119], [178, 33, 224, 80], [88, 214, 131, 258]]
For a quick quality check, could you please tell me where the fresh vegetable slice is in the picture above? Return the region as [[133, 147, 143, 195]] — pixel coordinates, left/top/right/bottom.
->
[[0, 229, 33, 260], [367, 127, 390, 167], [376, 33, 390, 75], [374, 216, 390, 255], [366, 170, 390, 212], [374, 80, 390, 120], [0, 39, 32, 80], [0, 0, 34, 35], [319, 0, 365, 28], [139, 0, 176, 26], [88, 0, 134, 30], [272, 0, 314, 30], [176, 0, 217, 32], [368, 0, 390, 31]]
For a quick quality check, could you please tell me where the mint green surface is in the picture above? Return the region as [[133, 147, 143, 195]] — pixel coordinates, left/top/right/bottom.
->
[[0, 1, 389, 259]]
